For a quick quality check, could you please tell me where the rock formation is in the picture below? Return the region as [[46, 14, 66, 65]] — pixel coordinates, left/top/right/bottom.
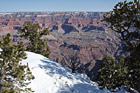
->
[[0, 12, 125, 79]]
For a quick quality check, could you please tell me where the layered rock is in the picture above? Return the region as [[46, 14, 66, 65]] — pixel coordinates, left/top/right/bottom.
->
[[0, 12, 125, 80]]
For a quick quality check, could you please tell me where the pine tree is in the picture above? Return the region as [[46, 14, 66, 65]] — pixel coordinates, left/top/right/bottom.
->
[[0, 33, 33, 93], [18, 21, 50, 58], [97, 56, 127, 91], [97, 0, 140, 92]]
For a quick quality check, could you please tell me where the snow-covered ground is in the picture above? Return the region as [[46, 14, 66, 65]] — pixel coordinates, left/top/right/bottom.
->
[[21, 52, 130, 93]]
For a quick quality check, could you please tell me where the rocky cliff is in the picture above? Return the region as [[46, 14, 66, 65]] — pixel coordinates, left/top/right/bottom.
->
[[0, 12, 125, 79]]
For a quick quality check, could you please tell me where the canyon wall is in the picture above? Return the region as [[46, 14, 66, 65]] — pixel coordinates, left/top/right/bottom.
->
[[0, 12, 125, 79]]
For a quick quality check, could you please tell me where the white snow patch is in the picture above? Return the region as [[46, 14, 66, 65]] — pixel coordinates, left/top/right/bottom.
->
[[21, 51, 131, 93]]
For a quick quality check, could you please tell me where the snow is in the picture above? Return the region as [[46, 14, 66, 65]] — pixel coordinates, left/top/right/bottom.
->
[[21, 52, 131, 93]]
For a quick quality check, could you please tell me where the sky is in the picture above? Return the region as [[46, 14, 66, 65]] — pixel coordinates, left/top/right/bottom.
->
[[0, 0, 132, 12]]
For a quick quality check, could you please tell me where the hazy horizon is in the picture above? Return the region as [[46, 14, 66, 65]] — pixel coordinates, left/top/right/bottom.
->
[[0, 11, 107, 13], [0, 0, 132, 12]]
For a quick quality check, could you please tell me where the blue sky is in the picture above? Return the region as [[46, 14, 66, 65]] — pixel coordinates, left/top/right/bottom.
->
[[0, 0, 132, 12]]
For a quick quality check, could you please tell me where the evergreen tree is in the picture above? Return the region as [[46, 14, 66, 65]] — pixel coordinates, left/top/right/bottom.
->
[[97, 56, 128, 91], [18, 21, 50, 58], [97, 0, 140, 92], [0, 33, 33, 93]]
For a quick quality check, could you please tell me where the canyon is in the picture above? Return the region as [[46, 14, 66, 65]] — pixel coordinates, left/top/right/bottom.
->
[[0, 12, 125, 79]]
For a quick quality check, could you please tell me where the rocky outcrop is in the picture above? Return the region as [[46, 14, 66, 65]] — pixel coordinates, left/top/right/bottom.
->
[[82, 25, 105, 32], [50, 25, 58, 32], [0, 12, 125, 80], [61, 24, 79, 34], [0, 12, 106, 32]]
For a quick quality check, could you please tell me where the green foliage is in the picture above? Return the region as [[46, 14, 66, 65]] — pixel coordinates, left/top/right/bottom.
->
[[125, 56, 140, 92], [97, 0, 140, 92], [97, 56, 128, 90], [18, 21, 50, 58], [103, 0, 140, 57], [0, 33, 33, 93]]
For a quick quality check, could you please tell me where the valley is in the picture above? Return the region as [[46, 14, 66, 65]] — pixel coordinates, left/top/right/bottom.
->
[[0, 12, 125, 79]]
